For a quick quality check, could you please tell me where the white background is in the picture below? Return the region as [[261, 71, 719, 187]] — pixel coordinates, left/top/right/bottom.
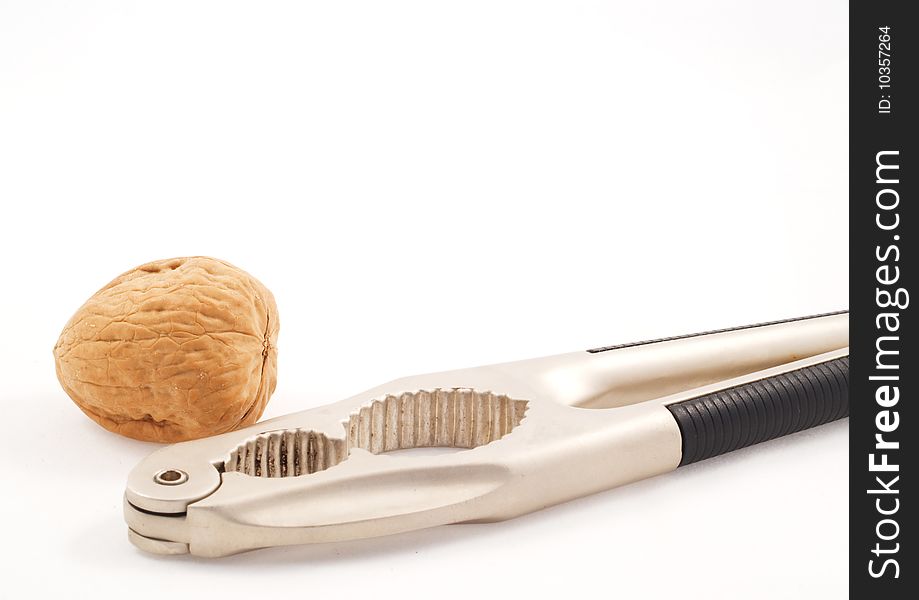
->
[[0, 1, 848, 598]]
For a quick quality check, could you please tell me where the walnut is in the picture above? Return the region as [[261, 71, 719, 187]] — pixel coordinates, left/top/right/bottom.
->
[[53, 257, 279, 442]]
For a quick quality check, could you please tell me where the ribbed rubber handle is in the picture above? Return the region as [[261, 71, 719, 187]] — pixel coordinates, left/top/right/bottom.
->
[[666, 356, 849, 466]]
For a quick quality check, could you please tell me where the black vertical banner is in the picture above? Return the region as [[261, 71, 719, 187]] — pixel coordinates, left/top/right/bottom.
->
[[851, 1, 915, 596]]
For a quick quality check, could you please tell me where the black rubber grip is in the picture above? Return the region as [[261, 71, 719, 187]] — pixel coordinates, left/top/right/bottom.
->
[[666, 356, 849, 466]]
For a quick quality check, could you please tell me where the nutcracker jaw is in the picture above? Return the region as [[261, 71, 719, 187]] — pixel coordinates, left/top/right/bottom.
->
[[125, 312, 848, 557]]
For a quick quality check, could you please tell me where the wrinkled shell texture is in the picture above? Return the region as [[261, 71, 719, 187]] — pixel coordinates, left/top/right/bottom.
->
[[54, 257, 279, 442]]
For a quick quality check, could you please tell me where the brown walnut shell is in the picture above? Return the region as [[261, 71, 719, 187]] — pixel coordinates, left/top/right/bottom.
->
[[53, 256, 279, 442]]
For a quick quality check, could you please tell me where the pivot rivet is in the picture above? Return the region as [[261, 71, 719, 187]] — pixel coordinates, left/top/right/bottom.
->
[[153, 469, 188, 486]]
